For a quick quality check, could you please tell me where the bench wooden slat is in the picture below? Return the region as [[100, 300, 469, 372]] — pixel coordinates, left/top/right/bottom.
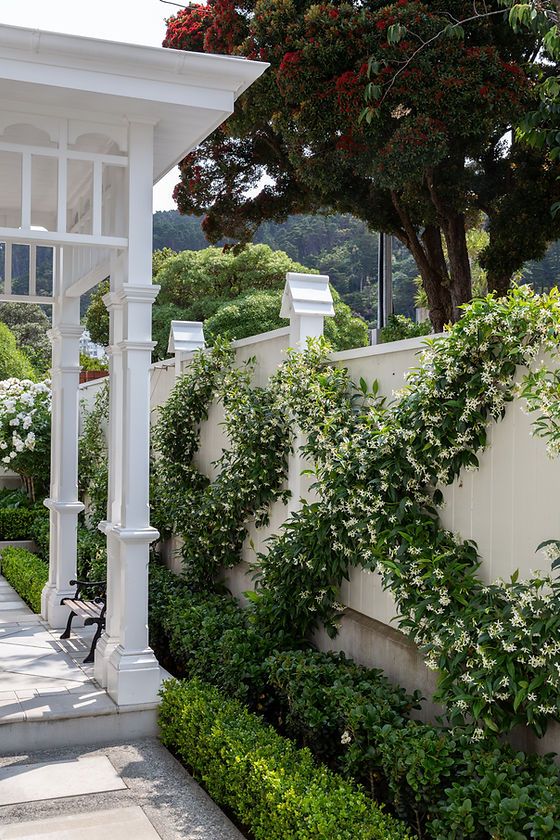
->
[[61, 599, 103, 619]]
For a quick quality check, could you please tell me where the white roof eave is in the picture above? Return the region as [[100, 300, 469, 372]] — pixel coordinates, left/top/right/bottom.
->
[[0, 23, 268, 182]]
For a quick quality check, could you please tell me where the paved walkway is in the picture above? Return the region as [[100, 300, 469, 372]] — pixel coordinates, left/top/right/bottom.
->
[[0, 575, 114, 722], [0, 576, 245, 838], [0, 740, 245, 839]]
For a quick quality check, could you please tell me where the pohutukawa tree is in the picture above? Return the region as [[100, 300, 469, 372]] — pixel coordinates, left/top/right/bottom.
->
[[164, 1, 560, 331]]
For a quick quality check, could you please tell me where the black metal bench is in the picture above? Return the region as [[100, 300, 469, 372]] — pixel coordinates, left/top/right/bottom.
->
[[60, 579, 106, 664]]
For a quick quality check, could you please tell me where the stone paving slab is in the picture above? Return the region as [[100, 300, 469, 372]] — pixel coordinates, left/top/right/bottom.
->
[[0, 806, 160, 839], [0, 740, 245, 840], [0, 756, 126, 806], [0, 576, 102, 723]]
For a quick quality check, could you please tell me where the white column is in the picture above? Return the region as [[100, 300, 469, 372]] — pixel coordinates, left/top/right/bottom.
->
[[280, 273, 334, 512], [102, 121, 161, 706], [41, 250, 84, 628], [94, 256, 124, 688]]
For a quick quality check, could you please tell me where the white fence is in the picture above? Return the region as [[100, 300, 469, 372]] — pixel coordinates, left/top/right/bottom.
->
[[143, 329, 560, 630]]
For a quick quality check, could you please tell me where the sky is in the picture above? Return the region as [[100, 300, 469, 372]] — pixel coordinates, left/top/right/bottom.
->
[[0, 0, 187, 211]]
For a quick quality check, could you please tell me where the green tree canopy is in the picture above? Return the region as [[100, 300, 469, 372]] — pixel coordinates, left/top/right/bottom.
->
[[0, 322, 37, 381], [0, 302, 51, 375], [84, 244, 368, 360], [205, 287, 368, 350], [164, 0, 560, 331], [156, 244, 312, 308]]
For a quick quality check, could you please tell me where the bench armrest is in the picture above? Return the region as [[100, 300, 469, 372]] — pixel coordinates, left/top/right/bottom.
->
[[69, 579, 106, 587], [69, 579, 106, 600]]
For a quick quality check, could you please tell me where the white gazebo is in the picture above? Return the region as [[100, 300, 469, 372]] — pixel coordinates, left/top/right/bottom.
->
[[0, 24, 266, 707]]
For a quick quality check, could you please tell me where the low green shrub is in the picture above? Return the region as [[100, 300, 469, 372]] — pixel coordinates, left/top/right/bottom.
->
[[0, 546, 48, 612], [267, 649, 421, 793], [0, 507, 40, 540], [0, 488, 32, 509], [149, 563, 276, 705], [150, 563, 560, 839], [30, 510, 49, 559], [159, 678, 413, 840], [379, 315, 431, 344], [374, 721, 560, 838]]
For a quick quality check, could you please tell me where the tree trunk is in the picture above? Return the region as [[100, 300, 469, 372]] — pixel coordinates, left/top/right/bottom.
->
[[442, 211, 472, 320], [421, 225, 453, 331], [390, 192, 453, 332], [486, 271, 511, 297], [425, 168, 472, 322]]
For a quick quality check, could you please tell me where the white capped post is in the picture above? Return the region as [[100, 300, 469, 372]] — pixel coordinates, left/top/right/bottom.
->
[[41, 248, 85, 627], [281, 272, 334, 512], [94, 255, 124, 689], [167, 320, 205, 378], [280, 272, 334, 349]]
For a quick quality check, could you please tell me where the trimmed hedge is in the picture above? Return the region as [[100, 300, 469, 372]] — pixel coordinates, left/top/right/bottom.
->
[[159, 678, 413, 840], [0, 546, 48, 612], [0, 507, 38, 540]]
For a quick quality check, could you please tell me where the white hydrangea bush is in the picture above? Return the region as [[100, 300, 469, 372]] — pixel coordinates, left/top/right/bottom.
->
[[0, 378, 51, 497]]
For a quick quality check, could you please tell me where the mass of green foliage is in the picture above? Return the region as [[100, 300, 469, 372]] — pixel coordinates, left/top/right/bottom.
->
[[159, 678, 413, 840], [0, 323, 36, 381], [379, 315, 431, 344], [0, 508, 40, 541], [204, 287, 368, 349], [0, 546, 47, 613], [156, 243, 311, 308], [0, 303, 51, 376], [164, 0, 560, 331], [153, 285, 560, 740], [85, 242, 369, 358], [149, 563, 560, 838]]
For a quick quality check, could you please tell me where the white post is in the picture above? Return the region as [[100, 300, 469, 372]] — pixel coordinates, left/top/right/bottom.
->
[[102, 121, 161, 707], [167, 320, 205, 379], [280, 273, 334, 512], [94, 254, 124, 688], [41, 248, 84, 628]]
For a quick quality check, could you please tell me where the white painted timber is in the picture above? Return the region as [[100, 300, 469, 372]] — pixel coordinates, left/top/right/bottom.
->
[[168, 320, 205, 377], [281, 272, 334, 349], [0, 22, 268, 712], [41, 275, 84, 629], [0, 23, 267, 182]]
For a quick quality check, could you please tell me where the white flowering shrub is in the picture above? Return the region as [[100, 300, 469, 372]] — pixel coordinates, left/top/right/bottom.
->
[[0, 378, 51, 498]]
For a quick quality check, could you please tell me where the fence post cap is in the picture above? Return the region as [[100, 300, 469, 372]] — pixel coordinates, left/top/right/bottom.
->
[[280, 273, 334, 319]]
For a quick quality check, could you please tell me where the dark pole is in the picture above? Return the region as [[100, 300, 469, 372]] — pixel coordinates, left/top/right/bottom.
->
[[377, 231, 385, 331]]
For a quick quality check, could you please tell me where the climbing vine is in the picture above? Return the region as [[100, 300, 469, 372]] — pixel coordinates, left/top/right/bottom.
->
[[254, 286, 560, 738], [152, 286, 560, 737], [153, 339, 292, 589], [79, 380, 109, 526]]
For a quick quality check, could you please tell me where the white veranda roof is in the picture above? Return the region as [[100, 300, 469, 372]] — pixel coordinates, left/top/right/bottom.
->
[[0, 23, 267, 183]]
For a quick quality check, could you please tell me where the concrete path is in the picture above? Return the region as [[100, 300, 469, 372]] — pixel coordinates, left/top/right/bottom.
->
[[0, 578, 245, 838], [0, 575, 115, 724], [0, 739, 245, 839]]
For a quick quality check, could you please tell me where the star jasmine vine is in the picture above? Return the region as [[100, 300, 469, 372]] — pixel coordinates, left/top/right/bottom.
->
[[254, 286, 560, 737], [153, 338, 292, 589], [153, 286, 560, 737]]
